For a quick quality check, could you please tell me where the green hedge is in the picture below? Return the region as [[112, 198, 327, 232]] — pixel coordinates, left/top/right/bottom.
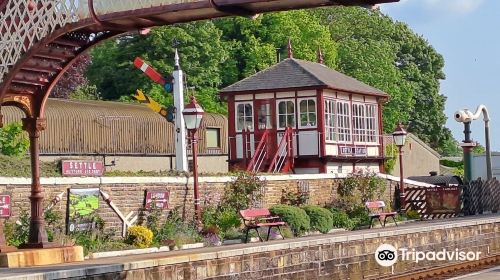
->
[[302, 205, 333, 234], [329, 208, 356, 230], [269, 205, 310, 236]]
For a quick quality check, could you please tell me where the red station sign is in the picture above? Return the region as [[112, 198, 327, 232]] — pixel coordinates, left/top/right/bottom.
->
[[0, 195, 11, 218], [145, 191, 170, 210], [62, 160, 104, 177]]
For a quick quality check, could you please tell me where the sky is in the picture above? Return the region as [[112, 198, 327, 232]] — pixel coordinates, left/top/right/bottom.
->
[[379, 0, 500, 151]]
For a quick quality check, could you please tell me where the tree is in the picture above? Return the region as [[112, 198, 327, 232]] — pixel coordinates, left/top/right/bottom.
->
[[215, 10, 337, 86], [51, 55, 91, 99], [313, 7, 456, 155], [87, 21, 229, 113], [0, 122, 29, 157]]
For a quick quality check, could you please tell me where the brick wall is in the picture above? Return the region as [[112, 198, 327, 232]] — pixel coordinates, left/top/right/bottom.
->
[[0, 174, 429, 236], [10, 216, 500, 280]]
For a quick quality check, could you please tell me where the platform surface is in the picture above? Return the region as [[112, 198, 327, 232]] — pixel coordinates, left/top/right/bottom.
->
[[0, 214, 498, 280]]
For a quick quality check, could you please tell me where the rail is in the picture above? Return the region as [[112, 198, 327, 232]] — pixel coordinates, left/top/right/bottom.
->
[[246, 129, 269, 173], [268, 127, 293, 173], [381, 254, 500, 280]]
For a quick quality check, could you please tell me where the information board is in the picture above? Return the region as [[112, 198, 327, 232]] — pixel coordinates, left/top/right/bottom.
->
[[144, 191, 170, 210], [0, 195, 11, 218], [62, 160, 104, 177], [425, 186, 461, 214]]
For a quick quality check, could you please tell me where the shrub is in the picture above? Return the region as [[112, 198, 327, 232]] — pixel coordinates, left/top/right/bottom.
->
[[0, 122, 29, 157], [335, 170, 387, 214], [329, 208, 356, 230], [223, 172, 265, 210], [406, 209, 421, 220], [302, 205, 333, 234], [348, 206, 371, 228], [126, 225, 153, 248], [269, 205, 310, 236]]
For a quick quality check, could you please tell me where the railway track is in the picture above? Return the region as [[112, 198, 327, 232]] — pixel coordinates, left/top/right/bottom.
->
[[381, 254, 500, 280]]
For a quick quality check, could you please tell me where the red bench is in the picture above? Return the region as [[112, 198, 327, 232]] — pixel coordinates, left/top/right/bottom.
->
[[365, 201, 398, 228], [240, 208, 286, 243]]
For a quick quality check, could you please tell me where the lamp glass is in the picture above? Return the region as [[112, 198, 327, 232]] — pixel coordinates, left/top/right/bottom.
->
[[184, 114, 203, 130], [393, 133, 406, 147]]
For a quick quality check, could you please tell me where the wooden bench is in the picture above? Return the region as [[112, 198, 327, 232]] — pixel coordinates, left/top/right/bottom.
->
[[365, 201, 398, 228], [240, 208, 286, 243]]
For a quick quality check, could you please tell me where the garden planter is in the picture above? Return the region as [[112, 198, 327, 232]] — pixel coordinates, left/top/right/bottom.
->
[[88, 247, 160, 259]]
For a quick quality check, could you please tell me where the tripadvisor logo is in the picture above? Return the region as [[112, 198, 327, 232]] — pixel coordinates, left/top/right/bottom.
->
[[374, 244, 482, 267]]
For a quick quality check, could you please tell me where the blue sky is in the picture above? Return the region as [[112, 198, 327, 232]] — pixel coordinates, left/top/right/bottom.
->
[[380, 0, 500, 151]]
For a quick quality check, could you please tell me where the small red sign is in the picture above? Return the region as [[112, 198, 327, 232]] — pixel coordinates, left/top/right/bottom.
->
[[145, 191, 170, 210], [62, 160, 104, 177], [0, 195, 11, 218]]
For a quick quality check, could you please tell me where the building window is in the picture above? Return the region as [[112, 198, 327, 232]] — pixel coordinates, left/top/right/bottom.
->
[[324, 99, 336, 141], [236, 103, 253, 131], [352, 103, 366, 142], [277, 100, 295, 129], [299, 99, 317, 128], [337, 101, 351, 142], [258, 103, 272, 129], [206, 128, 221, 148], [366, 104, 377, 143]]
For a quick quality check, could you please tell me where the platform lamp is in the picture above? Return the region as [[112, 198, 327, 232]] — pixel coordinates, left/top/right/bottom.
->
[[182, 96, 204, 224], [392, 123, 408, 212]]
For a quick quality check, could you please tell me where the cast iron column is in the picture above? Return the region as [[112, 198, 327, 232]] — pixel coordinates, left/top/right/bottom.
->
[[21, 117, 51, 248], [463, 122, 473, 183], [398, 146, 406, 211], [191, 129, 201, 224]]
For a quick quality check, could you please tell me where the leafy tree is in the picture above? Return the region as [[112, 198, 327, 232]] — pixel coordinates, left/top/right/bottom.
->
[[52, 55, 91, 99], [87, 21, 229, 113], [313, 7, 456, 155], [0, 122, 29, 157]]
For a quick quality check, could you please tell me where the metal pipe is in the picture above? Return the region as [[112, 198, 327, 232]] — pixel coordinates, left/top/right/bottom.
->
[[191, 130, 201, 224], [464, 105, 492, 180], [463, 122, 473, 183], [398, 146, 406, 211]]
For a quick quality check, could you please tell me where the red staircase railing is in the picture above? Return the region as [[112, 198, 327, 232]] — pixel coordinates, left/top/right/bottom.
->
[[267, 127, 294, 173], [245, 130, 270, 173]]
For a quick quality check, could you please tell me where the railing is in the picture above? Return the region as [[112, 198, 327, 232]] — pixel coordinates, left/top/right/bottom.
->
[[246, 130, 269, 173], [268, 127, 294, 173]]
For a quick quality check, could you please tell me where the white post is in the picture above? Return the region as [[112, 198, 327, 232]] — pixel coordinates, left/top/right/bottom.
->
[[173, 49, 188, 172]]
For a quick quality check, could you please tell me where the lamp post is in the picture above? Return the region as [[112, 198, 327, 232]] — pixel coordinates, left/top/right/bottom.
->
[[182, 96, 204, 224], [392, 123, 408, 212]]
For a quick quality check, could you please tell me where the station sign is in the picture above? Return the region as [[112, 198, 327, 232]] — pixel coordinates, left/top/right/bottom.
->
[[0, 194, 11, 218], [144, 191, 170, 210], [62, 160, 104, 177], [425, 186, 461, 215], [339, 146, 367, 156]]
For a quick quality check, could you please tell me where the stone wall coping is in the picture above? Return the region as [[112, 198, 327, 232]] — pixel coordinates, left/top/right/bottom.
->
[[1, 215, 499, 280], [0, 173, 435, 187]]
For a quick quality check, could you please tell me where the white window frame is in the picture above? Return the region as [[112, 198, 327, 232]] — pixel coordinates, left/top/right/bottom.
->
[[235, 102, 254, 132], [298, 97, 317, 129], [336, 100, 351, 143], [352, 103, 367, 143], [276, 99, 296, 130], [324, 98, 336, 142], [365, 103, 378, 143]]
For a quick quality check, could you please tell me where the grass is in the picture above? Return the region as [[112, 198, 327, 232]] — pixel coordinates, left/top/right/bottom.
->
[[0, 155, 60, 177]]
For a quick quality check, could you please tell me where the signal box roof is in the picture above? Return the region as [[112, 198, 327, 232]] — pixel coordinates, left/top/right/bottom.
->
[[220, 58, 388, 97]]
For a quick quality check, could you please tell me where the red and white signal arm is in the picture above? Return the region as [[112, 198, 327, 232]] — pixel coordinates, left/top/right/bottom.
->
[[0, 194, 11, 218]]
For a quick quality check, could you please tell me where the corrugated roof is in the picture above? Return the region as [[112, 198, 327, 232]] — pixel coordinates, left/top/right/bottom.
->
[[220, 58, 388, 97], [1, 99, 228, 155], [407, 175, 463, 186]]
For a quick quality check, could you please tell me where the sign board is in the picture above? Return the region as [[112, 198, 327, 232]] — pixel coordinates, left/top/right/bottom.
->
[[0, 195, 11, 218], [144, 191, 170, 210], [425, 186, 461, 215], [62, 160, 104, 177], [339, 146, 367, 156], [67, 188, 100, 233]]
